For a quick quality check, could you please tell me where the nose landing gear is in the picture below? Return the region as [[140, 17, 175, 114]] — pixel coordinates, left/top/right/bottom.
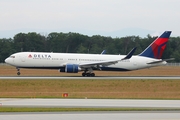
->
[[16, 67, 20, 76]]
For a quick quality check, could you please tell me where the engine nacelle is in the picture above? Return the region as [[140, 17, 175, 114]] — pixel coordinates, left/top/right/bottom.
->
[[59, 64, 80, 73]]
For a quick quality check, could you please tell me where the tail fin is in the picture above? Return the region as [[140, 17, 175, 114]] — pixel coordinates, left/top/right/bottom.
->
[[139, 31, 171, 59]]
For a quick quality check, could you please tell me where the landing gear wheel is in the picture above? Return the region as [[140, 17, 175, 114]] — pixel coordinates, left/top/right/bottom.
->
[[91, 73, 95, 77], [82, 72, 95, 77], [17, 72, 20, 76], [16, 67, 20, 76], [82, 73, 86, 77], [86, 73, 91, 77]]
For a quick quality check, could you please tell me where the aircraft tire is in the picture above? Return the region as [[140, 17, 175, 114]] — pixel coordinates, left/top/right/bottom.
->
[[91, 73, 95, 77], [82, 73, 95, 77], [17, 72, 20, 76], [82, 73, 86, 77], [86, 73, 91, 77]]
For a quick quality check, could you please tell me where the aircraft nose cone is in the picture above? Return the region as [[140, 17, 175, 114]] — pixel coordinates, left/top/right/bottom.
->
[[5, 58, 8, 63], [5, 58, 10, 64]]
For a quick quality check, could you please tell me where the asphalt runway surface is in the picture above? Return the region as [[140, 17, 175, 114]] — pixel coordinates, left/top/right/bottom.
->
[[1, 111, 180, 120], [1, 99, 180, 120], [1, 76, 180, 79], [1, 98, 180, 108]]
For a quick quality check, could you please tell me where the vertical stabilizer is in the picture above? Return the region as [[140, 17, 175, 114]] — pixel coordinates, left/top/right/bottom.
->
[[139, 31, 171, 59]]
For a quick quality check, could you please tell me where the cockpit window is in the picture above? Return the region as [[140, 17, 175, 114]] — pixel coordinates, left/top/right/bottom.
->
[[10, 56, 15, 58]]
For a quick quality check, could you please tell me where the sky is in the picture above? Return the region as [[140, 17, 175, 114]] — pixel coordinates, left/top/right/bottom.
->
[[0, 0, 179, 38]]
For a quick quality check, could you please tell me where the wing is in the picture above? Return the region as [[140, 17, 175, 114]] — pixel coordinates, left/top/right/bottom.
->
[[79, 47, 137, 68], [79, 59, 119, 68]]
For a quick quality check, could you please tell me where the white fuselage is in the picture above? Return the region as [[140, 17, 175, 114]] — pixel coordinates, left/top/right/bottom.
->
[[5, 52, 166, 71]]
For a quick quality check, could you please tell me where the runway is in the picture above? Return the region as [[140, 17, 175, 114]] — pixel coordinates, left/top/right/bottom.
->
[[1, 98, 180, 108], [1, 76, 180, 79], [1, 111, 180, 120]]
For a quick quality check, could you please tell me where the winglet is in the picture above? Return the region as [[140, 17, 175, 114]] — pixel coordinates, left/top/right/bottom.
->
[[101, 50, 106, 54], [122, 47, 137, 60]]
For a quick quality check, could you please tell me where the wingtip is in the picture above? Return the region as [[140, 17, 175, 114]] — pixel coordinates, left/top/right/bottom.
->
[[122, 47, 137, 60]]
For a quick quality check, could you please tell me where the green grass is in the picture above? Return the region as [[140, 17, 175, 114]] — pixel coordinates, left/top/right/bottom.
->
[[0, 79, 180, 99]]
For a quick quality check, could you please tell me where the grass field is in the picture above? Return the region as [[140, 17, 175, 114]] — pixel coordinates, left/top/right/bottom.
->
[[0, 79, 179, 99], [0, 64, 180, 99]]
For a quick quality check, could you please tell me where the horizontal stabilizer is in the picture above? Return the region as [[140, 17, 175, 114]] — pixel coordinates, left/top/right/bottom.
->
[[122, 47, 137, 60], [147, 60, 164, 64], [147, 58, 175, 64], [162, 58, 175, 61]]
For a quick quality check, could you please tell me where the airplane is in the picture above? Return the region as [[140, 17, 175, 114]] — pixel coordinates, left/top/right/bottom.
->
[[5, 31, 172, 77]]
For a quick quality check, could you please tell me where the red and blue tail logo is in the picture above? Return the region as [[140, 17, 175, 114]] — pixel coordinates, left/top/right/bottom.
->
[[139, 31, 171, 59]]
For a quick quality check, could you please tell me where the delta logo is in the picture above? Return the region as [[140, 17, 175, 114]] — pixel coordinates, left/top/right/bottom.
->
[[28, 54, 32, 58], [28, 54, 51, 59]]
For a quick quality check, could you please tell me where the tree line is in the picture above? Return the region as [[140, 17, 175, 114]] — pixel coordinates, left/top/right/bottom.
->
[[0, 32, 180, 63]]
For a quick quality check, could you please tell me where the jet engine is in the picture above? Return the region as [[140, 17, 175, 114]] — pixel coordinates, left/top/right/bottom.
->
[[59, 64, 80, 73]]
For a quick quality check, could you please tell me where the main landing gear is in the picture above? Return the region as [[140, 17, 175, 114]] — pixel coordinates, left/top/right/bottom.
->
[[16, 67, 20, 76], [82, 72, 95, 77], [82, 68, 95, 77]]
